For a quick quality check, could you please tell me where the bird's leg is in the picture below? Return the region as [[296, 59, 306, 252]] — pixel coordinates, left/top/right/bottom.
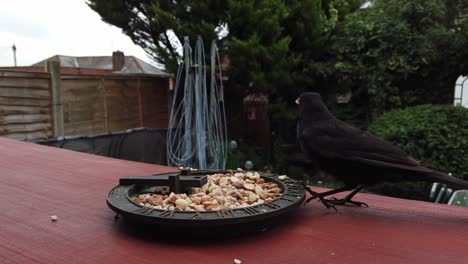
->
[[302, 184, 355, 210], [325, 185, 368, 207]]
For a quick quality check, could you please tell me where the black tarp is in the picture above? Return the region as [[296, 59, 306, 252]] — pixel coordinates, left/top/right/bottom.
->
[[37, 128, 169, 165]]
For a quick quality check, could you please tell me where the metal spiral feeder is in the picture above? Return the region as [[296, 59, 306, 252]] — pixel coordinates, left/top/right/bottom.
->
[[167, 36, 227, 170]]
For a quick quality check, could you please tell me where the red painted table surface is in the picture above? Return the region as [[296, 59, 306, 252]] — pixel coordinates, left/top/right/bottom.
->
[[1, 138, 468, 264]]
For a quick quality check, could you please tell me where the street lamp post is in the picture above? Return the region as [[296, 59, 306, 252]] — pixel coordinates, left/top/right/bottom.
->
[[12, 44, 17, 67]]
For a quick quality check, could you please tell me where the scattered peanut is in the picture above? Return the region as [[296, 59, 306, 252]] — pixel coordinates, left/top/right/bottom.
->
[[175, 199, 189, 210]]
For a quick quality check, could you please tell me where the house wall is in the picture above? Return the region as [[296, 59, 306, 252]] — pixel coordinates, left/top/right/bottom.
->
[[0, 70, 170, 140]]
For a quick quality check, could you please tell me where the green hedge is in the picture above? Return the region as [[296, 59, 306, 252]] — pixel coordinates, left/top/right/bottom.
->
[[367, 104, 468, 201]]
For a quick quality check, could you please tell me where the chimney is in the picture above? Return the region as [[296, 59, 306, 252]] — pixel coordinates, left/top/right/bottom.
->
[[112, 51, 125, 71]]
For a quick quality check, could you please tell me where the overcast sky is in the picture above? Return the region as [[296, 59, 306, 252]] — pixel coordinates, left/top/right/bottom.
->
[[0, 0, 151, 67]]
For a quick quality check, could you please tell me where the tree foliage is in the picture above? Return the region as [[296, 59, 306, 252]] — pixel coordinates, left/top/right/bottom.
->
[[315, 0, 468, 126], [88, 0, 468, 141], [224, 0, 292, 94], [88, 0, 360, 126], [88, 0, 229, 73]]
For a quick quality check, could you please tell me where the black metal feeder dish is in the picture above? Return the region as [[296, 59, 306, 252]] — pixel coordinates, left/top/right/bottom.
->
[[107, 169, 305, 237]]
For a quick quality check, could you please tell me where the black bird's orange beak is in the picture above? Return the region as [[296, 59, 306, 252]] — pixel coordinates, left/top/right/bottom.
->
[[295, 97, 300, 105]]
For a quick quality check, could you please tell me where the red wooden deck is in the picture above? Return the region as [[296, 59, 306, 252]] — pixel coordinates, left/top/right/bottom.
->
[[1, 137, 467, 264]]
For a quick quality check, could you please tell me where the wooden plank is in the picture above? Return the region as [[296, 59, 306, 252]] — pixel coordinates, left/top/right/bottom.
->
[[142, 106, 169, 114], [104, 87, 139, 97], [64, 122, 106, 136], [66, 118, 107, 125], [63, 108, 105, 119], [142, 107, 163, 114], [64, 114, 106, 125], [107, 118, 140, 131], [141, 101, 169, 112], [106, 114, 140, 123], [64, 110, 106, 123], [140, 87, 166, 96], [0, 77, 50, 90], [60, 74, 167, 80], [2, 139, 468, 264], [143, 120, 168, 128], [0, 105, 49, 115], [139, 78, 168, 88], [61, 79, 101, 91], [62, 81, 104, 102], [137, 79, 143, 126], [48, 60, 64, 138], [141, 102, 168, 110], [0, 96, 50, 107], [0, 70, 49, 79], [0, 87, 50, 99], [103, 79, 139, 88], [105, 104, 139, 115], [142, 112, 169, 120], [106, 117, 140, 127], [142, 117, 169, 128], [0, 123, 51, 134], [105, 93, 139, 101], [140, 81, 169, 125], [140, 92, 168, 100], [3, 131, 51, 140], [61, 75, 106, 80], [62, 96, 100, 105], [62, 93, 104, 104], [63, 86, 101, 97], [63, 100, 104, 110], [101, 79, 108, 132], [104, 95, 139, 104], [61, 80, 103, 107], [0, 114, 50, 124], [139, 81, 168, 91], [106, 99, 139, 108], [63, 119, 106, 127]]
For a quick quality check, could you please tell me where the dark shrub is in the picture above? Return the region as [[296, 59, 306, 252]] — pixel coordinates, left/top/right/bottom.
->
[[367, 104, 468, 201]]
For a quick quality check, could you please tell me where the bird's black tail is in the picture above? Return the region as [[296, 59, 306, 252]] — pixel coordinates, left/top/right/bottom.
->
[[427, 171, 468, 190]]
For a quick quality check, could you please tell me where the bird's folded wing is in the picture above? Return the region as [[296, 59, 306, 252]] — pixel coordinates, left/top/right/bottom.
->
[[305, 122, 426, 172], [347, 156, 431, 173]]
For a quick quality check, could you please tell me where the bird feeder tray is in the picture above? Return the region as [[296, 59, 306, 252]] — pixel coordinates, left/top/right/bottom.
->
[[107, 169, 305, 233]]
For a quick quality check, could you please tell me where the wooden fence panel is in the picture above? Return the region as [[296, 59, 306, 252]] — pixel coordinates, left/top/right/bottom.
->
[[1, 70, 170, 139], [62, 78, 107, 135], [0, 72, 52, 140], [104, 79, 141, 132], [140, 78, 169, 128]]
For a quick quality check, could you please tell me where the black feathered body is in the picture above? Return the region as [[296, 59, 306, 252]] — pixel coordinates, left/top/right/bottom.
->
[[297, 92, 468, 189]]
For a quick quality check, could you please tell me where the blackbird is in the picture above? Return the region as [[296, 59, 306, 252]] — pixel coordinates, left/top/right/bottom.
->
[[296, 92, 468, 209]]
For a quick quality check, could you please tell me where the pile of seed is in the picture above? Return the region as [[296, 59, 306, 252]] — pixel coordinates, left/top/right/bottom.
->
[[132, 171, 282, 211]]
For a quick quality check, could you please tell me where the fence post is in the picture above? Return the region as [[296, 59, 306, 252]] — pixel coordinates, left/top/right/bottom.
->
[[47, 61, 64, 137], [137, 78, 143, 127]]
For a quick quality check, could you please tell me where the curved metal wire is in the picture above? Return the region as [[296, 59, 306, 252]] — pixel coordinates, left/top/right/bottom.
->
[[167, 36, 227, 169]]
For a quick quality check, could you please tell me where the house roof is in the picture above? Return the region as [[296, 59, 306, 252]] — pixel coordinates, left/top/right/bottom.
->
[[32, 55, 170, 77]]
